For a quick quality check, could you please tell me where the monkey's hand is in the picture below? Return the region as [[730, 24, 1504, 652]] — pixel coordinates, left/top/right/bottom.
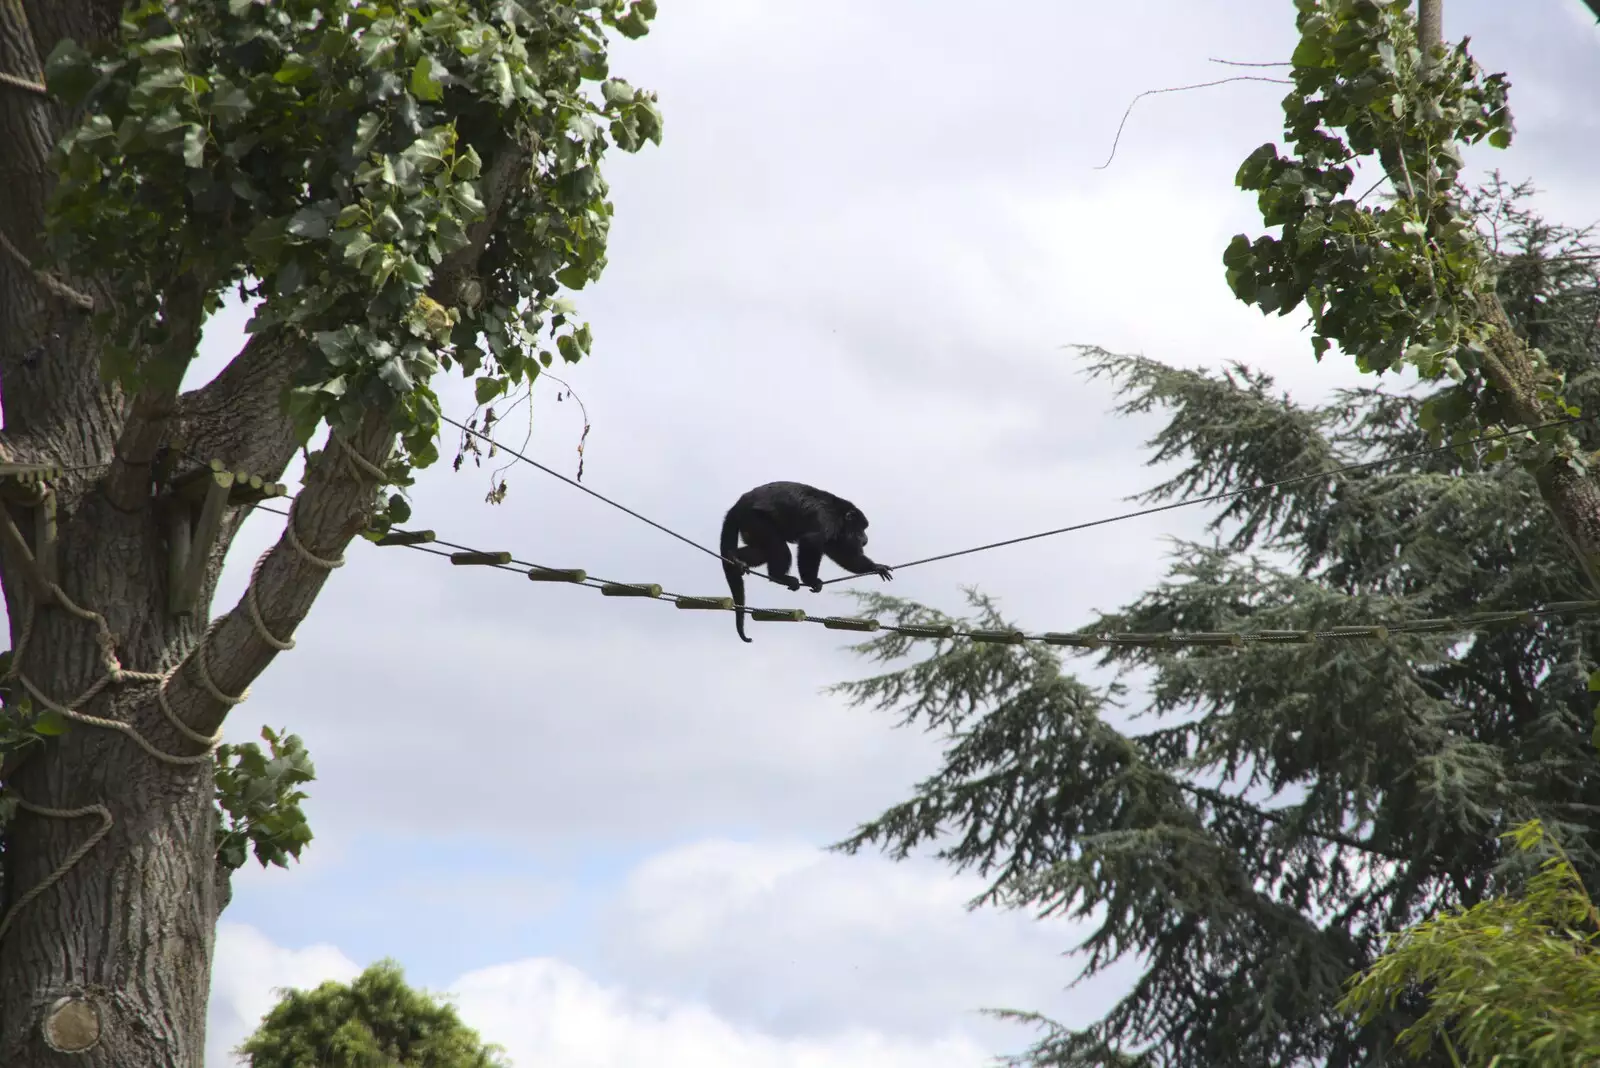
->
[[777, 575, 803, 592], [805, 579, 824, 593], [874, 566, 894, 582]]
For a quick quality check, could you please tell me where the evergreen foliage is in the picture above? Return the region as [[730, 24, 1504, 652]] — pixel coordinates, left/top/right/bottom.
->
[[829, 180, 1600, 1068]]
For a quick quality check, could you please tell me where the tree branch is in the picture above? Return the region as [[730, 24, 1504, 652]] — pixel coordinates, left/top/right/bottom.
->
[[1367, 6, 1600, 597], [100, 274, 208, 511], [1469, 292, 1600, 593], [1416, 0, 1442, 58], [161, 401, 393, 740], [1180, 782, 1408, 862], [169, 327, 301, 477], [430, 138, 534, 304], [112, 137, 537, 734]]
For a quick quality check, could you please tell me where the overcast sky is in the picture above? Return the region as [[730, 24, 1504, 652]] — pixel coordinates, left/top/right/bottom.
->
[[102, 1, 1600, 1063]]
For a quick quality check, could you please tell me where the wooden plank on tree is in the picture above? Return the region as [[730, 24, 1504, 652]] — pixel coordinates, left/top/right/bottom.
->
[[165, 502, 193, 616], [0, 502, 51, 600], [33, 488, 56, 586], [171, 472, 233, 615]]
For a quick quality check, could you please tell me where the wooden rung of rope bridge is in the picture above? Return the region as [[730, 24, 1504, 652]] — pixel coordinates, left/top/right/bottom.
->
[[372, 528, 1600, 649]]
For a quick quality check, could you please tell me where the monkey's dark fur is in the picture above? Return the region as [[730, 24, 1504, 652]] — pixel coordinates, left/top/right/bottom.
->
[[719, 481, 894, 643]]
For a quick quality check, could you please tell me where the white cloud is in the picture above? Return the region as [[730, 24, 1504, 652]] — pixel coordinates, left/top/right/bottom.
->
[[208, 830, 1116, 1067], [207, 923, 999, 1068], [206, 923, 362, 1067], [453, 958, 992, 1068], [591, 839, 1122, 1046]]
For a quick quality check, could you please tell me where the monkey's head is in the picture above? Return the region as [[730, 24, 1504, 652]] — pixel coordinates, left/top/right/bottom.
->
[[842, 505, 869, 547]]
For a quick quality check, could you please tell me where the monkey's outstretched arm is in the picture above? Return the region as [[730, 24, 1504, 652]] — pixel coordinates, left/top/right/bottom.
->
[[825, 546, 893, 581]]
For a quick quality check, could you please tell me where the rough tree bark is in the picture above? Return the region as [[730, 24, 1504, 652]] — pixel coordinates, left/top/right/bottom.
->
[[1412, 0, 1600, 594], [0, 3, 536, 1064]]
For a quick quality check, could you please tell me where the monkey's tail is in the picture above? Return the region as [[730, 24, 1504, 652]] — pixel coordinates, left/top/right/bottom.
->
[[721, 508, 752, 643]]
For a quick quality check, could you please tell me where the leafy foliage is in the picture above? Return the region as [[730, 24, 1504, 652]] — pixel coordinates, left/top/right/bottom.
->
[[1342, 819, 1600, 1068], [214, 725, 316, 873], [43, 0, 661, 509], [829, 184, 1600, 1067], [235, 959, 507, 1068], [0, 652, 72, 762], [1225, 0, 1512, 378], [1222, 0, 1589, 485], [1, 660, 315, 877]]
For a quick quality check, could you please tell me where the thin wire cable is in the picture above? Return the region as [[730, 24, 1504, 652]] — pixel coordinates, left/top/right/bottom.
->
[[246, 413, 1598, 598], [243, 500, 1600, 649], [439, 412, 789, 585], [820, 414, 1598, 585], [445, 405, 1593, 589]]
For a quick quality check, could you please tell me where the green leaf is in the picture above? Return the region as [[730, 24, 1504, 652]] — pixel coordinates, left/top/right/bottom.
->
[[609, 116, 641, 152], [140, 34, 187, 59], [379, 356, 415, 393], [34, 709, 70, 736], [286, 204, 335, 240], [452, 146, 483, 180], [339, 231, 375, 264], [182, 124, 207, 168], [353, 111, 384, 159], [397, 259, 429, 287], [410, 55, 444, 102], [210, 83, 252, 124], [633, 99, 663, 145], [613, 10, 651, 38], [273, 53, 318, 86]]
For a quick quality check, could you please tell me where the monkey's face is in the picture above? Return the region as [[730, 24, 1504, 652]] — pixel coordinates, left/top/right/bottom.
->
[[843, 509, 869, 547]]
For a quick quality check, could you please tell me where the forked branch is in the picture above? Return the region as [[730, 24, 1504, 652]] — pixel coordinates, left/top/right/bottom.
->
[[158, 401, 394, 740]]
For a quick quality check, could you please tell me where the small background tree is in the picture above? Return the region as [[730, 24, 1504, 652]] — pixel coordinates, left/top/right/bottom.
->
[[235, 959, 507, 1068]]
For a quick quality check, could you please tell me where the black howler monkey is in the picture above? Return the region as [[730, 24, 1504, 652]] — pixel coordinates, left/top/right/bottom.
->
[[719, 481, 894, 643]]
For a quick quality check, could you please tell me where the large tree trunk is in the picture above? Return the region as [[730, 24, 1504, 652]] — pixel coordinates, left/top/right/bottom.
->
[[0, 0, 559, 1055], [0, 343, 387, 1067], [0, 4, 424, 1063], [0, 0, 542, 1047]]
